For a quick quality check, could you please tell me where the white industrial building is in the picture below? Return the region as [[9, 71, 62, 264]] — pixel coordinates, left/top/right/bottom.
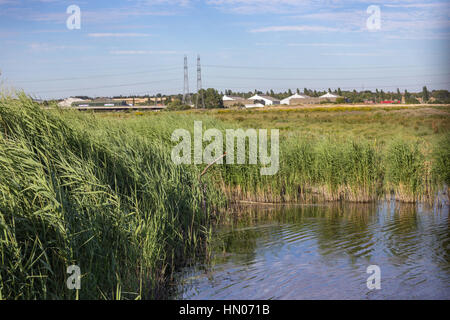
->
[[58, 97, 86, 107], [248, 94, 280, 105], [319, 92, 339, 99], [222, 95, 244, 102], [280, 93, 310, 105]]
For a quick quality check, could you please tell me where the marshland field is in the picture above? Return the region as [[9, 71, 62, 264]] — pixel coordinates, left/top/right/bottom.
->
[[1, 95, 449, 299]]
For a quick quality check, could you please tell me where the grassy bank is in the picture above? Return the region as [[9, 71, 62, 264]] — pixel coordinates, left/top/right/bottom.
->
[[0, 94, 224, 299]]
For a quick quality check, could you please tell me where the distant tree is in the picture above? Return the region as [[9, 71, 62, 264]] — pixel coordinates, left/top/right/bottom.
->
[[270, 89, 275, 96], [166, 99, 191, 111], [422, 86, 429, 102], [404, 89, 409, 99], [335, 97, 346, 104], [328, 88, 331, 93], [431, 90, 450, 103], [201, 88, 224, 108], [288, 89, 293, 96], [406, 96, 420, 104], [296, 88, 300, 94], [337, 88, 342, 96]]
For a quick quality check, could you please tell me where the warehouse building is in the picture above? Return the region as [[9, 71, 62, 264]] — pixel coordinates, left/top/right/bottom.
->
[[71, 99, 127, 107], [280, 93, 310, 105], [319, 92, 340, 102], [248, 94, 280, 106], [222, 95, 250, 107]]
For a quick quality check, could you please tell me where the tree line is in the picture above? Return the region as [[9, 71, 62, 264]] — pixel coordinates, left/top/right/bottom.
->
[[44, 87, 449, 109]]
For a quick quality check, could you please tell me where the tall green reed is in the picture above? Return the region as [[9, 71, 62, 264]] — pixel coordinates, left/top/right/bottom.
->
[[0, 93, 222, 299]]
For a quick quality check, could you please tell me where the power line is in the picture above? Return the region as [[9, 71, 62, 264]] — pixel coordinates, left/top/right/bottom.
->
[[206, 81, 450, 91], [29, 78, 180, 94], [12, 66, 180, 83], [203, 63, 448, 71], [204, 73, 450, 82]]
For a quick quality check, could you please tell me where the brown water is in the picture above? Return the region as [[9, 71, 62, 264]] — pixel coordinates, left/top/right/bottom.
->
[[174, 202, 450, 299]]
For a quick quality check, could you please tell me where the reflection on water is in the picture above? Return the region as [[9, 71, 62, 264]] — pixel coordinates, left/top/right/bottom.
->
[[174, 202, 450, 299]]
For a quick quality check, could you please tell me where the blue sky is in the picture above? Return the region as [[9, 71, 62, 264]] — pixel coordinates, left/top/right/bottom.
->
[[0, 0, 449, 98]]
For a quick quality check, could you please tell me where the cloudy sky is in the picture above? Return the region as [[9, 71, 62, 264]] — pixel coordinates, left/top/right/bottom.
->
[[0, 0, 449, 98]]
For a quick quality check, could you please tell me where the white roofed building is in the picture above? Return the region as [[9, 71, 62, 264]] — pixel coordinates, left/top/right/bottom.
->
[[58, 97, 86, 107], [319, 92, 343, 103], [222, 95, 250, 107], [319, 92, 339, 99], [281, 93, 310, 105], [223, 95, 245, 101], [248, 94, 280, 105]]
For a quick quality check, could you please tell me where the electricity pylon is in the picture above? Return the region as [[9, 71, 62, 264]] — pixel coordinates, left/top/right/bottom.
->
[[182, 55, 191, 105], [196, 54, 205, 109]]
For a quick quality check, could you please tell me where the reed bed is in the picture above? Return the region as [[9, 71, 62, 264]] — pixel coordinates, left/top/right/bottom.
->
[[98, 110, 446, 203], [0, 95, 447, 299], [0, 94, 223, 299], [210, 137, 438, 203]]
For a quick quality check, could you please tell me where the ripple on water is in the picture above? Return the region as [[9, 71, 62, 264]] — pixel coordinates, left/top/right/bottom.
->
[[175, 203, 450, 300]]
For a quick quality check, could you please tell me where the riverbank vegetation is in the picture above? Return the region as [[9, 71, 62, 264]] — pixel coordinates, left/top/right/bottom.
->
[[103, 104, 449, 203], [0, 94, 224, 299], [0, 94, 448, 299]]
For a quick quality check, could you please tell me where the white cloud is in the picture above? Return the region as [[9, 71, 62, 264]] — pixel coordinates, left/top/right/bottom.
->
[[0, 2, 180, 23], [110, 50, 178, 55], [250, 25, 340, 33], [290, 4, 450, 35], [320, 52, 389, 57], [287, 43, 368, 47], [206, 0, 314, 14], [384, 2, 448, 8], [88, 33, 153, 38], [29, 42, 88, 52]]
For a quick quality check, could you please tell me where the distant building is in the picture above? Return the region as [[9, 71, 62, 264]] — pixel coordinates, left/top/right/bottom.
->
[[222, 95, 250, 107], [281, 93, 310, 105], [71, 99, 127, 107], [223, 95, 243, 101], [58, 97, 86, 107], [244, 103, 265, 108], [319, 92, 341, 103], [319, 92, 339, 99], [380, 100, 400, 104], [112, 97, 158, 106], [290, 97, 321, 105], [248, 94, 280, 105]]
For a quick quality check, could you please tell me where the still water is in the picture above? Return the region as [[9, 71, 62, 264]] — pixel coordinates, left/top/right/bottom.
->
[[175, 202, 449, 299]]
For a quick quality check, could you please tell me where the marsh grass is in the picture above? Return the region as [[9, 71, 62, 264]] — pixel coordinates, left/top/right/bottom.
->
[[97, 109, 446, 203], [0, 94, 224, 299], [384, 140, 429, 202], [0, 95, 448, 299], [432, 134, 450, 201]]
